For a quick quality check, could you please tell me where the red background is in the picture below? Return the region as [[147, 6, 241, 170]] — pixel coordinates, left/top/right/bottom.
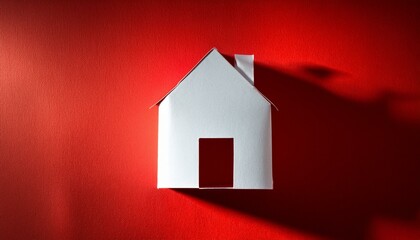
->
[[1, 1, 419, 239]]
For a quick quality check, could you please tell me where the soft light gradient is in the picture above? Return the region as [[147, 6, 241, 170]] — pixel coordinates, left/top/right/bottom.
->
[[1, 1, 419, 239]]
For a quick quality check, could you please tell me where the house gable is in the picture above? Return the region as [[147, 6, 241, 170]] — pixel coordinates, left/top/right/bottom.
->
[[151, 48, 277, 110]]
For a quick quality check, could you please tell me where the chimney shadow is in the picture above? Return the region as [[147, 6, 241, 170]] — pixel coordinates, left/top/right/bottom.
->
[[299, 64, 344, 80], [176, 61, 420, 239]]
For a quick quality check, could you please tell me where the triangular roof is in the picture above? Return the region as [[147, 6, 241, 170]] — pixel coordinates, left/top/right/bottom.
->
[[150, 48, 278, 111]]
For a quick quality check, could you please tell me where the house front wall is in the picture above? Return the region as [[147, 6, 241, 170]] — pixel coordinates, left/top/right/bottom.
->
[[157, 50, 273, 189]]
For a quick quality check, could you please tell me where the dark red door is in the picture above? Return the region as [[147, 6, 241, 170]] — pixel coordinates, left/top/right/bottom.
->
[[199, 138, 234, 188]]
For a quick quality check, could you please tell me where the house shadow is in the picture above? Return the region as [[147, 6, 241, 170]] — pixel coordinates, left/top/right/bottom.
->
[[176, 61, 420, 239]]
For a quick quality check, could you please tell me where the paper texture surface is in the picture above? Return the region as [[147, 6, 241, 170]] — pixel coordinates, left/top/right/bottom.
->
[[157, 49, 273, 189]]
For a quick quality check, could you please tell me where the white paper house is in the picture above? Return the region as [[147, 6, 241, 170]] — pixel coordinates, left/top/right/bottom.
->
[[153, 48, 276, 189]]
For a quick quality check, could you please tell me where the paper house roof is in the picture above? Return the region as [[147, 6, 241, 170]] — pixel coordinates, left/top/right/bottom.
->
[[154, 48, 275, 189]]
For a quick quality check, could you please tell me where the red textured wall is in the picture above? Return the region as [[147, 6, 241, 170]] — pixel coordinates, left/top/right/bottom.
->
[[1, 1, 419, 239]]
